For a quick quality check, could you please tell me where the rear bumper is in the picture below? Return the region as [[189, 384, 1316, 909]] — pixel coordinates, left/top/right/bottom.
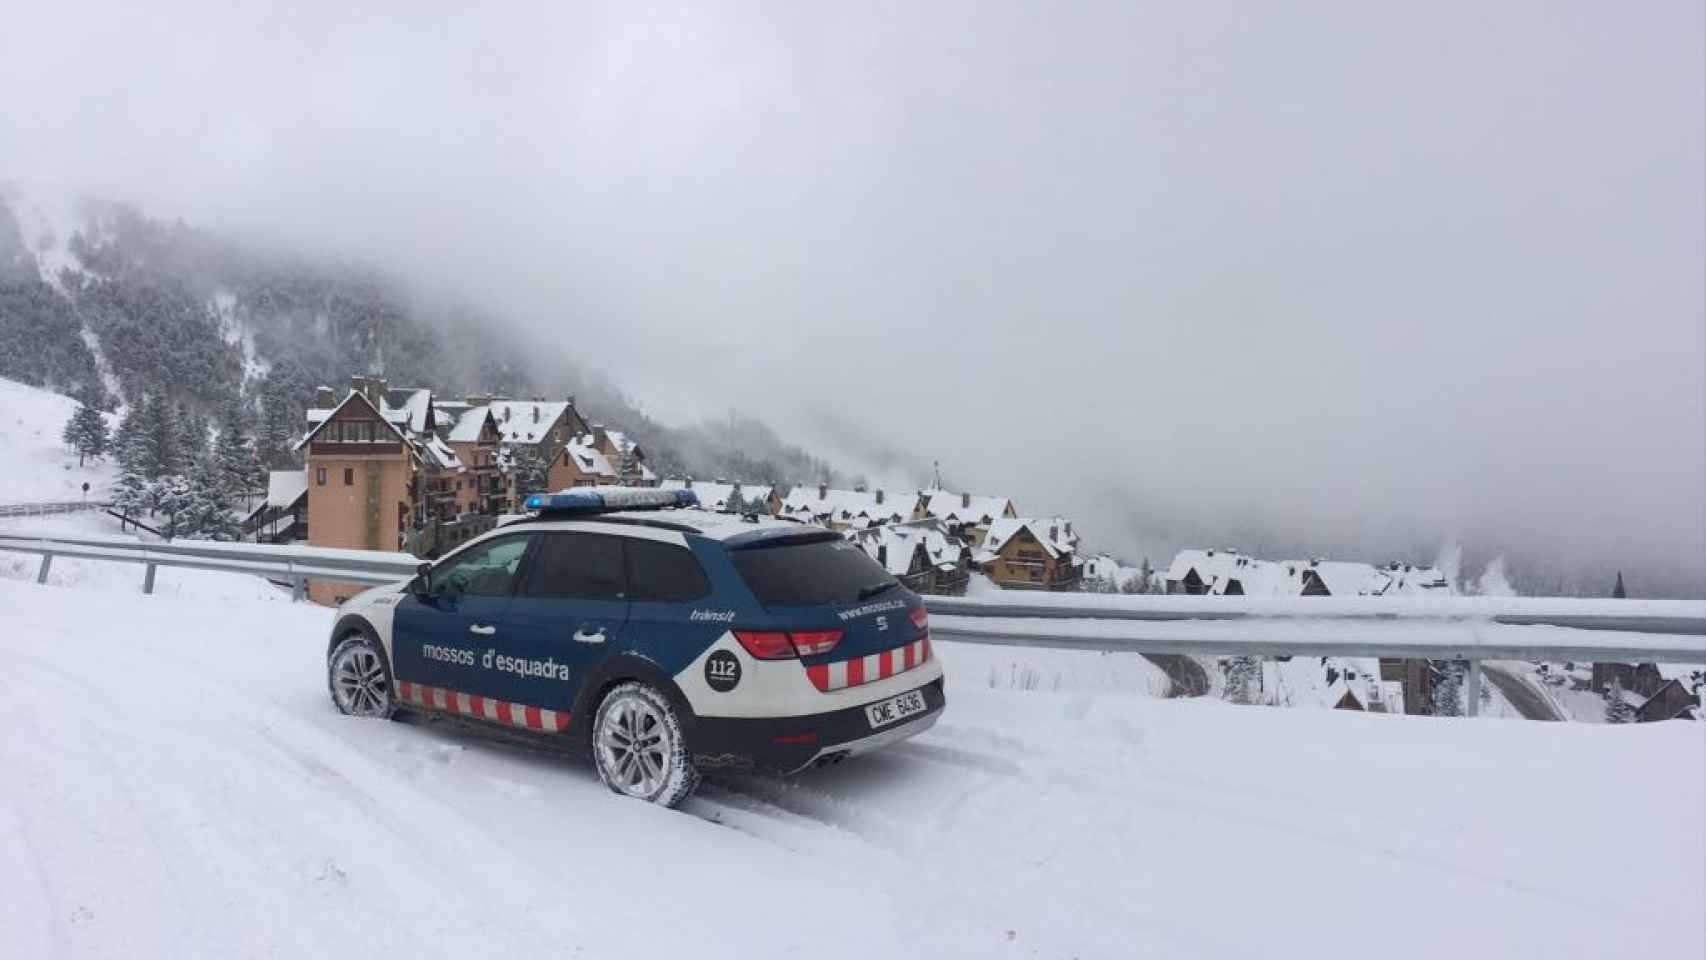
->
[[688, 677, 946, 774]]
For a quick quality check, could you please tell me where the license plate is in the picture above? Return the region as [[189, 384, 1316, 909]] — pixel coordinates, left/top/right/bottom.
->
[[865, 689, 929, 729]]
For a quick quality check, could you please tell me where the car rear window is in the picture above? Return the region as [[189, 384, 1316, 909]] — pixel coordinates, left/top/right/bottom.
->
[[731, 538, 896, 606]]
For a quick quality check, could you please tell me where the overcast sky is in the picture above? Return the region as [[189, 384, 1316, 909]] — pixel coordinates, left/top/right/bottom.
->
[[4, 1, 1703, 593]]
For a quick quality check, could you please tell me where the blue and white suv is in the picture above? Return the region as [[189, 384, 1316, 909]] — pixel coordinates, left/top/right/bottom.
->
[[326, 488, 945, 806]]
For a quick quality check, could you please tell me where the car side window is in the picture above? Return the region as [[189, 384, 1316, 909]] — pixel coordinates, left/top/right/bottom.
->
[[431, 535, 532, 598], [625, 539, 711, 602], [519, 532, 626, 600]]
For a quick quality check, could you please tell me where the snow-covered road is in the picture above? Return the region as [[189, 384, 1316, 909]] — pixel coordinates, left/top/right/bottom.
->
[[2, 579, 1702, 959]]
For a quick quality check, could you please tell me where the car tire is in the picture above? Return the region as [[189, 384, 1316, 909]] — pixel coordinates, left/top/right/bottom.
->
[[592, 682, 700, 807], [327, 632, 396, 720]]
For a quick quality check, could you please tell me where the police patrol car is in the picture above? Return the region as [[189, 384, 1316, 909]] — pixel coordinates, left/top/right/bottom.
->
[[326, 487, 945, 807]]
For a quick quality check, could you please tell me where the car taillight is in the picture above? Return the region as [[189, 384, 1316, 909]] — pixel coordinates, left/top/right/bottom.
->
[[733, 631, 796, 660], [909, 607, 928, 633], [789, 630, 843, 657], [733, 629, 845, 660]]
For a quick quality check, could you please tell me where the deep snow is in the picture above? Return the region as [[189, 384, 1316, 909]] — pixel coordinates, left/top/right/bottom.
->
[[1, 578, 1701, 958], [0, 377, 117, 504]]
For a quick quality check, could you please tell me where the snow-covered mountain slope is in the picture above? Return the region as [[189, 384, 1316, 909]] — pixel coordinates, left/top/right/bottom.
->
[[0, 376, 117, 503], [1, 578, 1699, 958]]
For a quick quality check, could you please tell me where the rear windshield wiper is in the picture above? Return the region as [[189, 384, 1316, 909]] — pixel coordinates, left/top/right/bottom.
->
[[856, 581, 900, 601]]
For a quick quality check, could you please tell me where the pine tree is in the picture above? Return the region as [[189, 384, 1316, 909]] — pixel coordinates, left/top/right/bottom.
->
[[1223, 656, 1262, 704], [725, 488, 746, 515], [1431, 661, 1464, 717], [1612, 572, 1627, 599], [178, 455, 240, 541], [257, 384, 302, 469], [149, 474, 194, 539], [176, 402, 208, 467], [112, 402, 144, 474], [616, 437, 638, 486], [61, 392, 110, 466], [512, 444, 552, 499], [1604, 677, 1637, 724], [136, 395, 179, 479], [112, 467, 149, 519], [211, 399, 262, 509]]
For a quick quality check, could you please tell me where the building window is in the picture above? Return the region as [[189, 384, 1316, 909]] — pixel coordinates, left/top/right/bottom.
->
[[316, 467, 327, 485], [344, 467, 354, 486]]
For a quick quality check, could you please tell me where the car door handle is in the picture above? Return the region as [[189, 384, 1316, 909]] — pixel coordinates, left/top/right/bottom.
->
[[573, 629, 606, 644], [468, 624, 497, 636]]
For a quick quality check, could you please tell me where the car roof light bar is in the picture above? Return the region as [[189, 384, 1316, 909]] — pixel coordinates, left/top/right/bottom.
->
[[523, 487, 699, 514]]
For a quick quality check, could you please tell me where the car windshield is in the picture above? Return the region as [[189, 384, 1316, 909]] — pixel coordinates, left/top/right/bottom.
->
[[731, 537, 897, 606]]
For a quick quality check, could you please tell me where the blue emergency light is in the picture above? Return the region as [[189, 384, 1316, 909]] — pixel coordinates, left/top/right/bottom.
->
[[523, 487, 699, 514]]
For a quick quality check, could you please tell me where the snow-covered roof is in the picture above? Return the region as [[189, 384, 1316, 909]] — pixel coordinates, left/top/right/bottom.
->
[[385, 388, 435, 435], [488, 400, 573, 445], [848, 519, 969, 576], [776, 486, 920, 525], [563, 436, 618, 479], [1166, 549, 1457, 598], [978, 518, 1080, 562], [659, 479, 756, 513], [419, 435, 462, 471], [294, 391, 412, 451], [447, 407, 493, 444], [265, 470, 307, 508], [1305, 560, 1452, 598], [600, 427, 639, 454], [922, 490, 1016, 526]]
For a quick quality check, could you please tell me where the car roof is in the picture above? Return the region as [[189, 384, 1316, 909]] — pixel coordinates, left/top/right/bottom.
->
[[502, 508, 825, 543]]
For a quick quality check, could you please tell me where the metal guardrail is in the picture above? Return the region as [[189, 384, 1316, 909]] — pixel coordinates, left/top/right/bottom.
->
[[923, 594, 1705, 717], [2, 529, 1701, 717], [0, 500, 112, 518], [0, 530, 418, 601]]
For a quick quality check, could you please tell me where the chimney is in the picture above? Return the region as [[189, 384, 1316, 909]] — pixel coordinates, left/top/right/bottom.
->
[[875, 488, 885, 505], [531, 405, 540, 423], [1049, 524, 1059, 543], [1064, 521, 1073, 537], [817, 482, 828, 500], [877, 544, 888, 568], [315, 385, 336, 408], [961, 491, 970, 509], [348, 374, 387, 410], [502, 407, 512, 423]]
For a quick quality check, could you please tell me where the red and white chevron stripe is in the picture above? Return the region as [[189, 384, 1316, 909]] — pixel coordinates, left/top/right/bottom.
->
[[805, 637, 931, 693], [394, 680, 570, 733]]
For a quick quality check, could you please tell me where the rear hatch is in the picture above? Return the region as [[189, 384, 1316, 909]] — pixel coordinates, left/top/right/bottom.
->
[[728, 533, 930, 692]]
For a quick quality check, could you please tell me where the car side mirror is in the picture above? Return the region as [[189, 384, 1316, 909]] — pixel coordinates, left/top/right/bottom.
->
[[410, 562, 432, 597]]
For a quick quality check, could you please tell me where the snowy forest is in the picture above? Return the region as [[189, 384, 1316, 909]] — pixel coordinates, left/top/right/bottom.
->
[[0, 192, 841, 509]]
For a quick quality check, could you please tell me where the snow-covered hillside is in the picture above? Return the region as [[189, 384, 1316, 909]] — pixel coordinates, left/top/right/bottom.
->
[[0, 375, 117, 503], [1, 578, 1700, 958]]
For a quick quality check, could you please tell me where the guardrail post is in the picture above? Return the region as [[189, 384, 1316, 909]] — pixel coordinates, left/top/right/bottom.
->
[[291, 575, 306, 602], [36, 553, 53, 584], [1466, 659, 1482, 717], [143, 563, 157, 595]]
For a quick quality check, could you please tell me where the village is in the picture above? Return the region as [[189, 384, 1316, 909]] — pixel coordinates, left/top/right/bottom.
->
[[240, 375, 1698, 725], [242, 375, 1087, 606]]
